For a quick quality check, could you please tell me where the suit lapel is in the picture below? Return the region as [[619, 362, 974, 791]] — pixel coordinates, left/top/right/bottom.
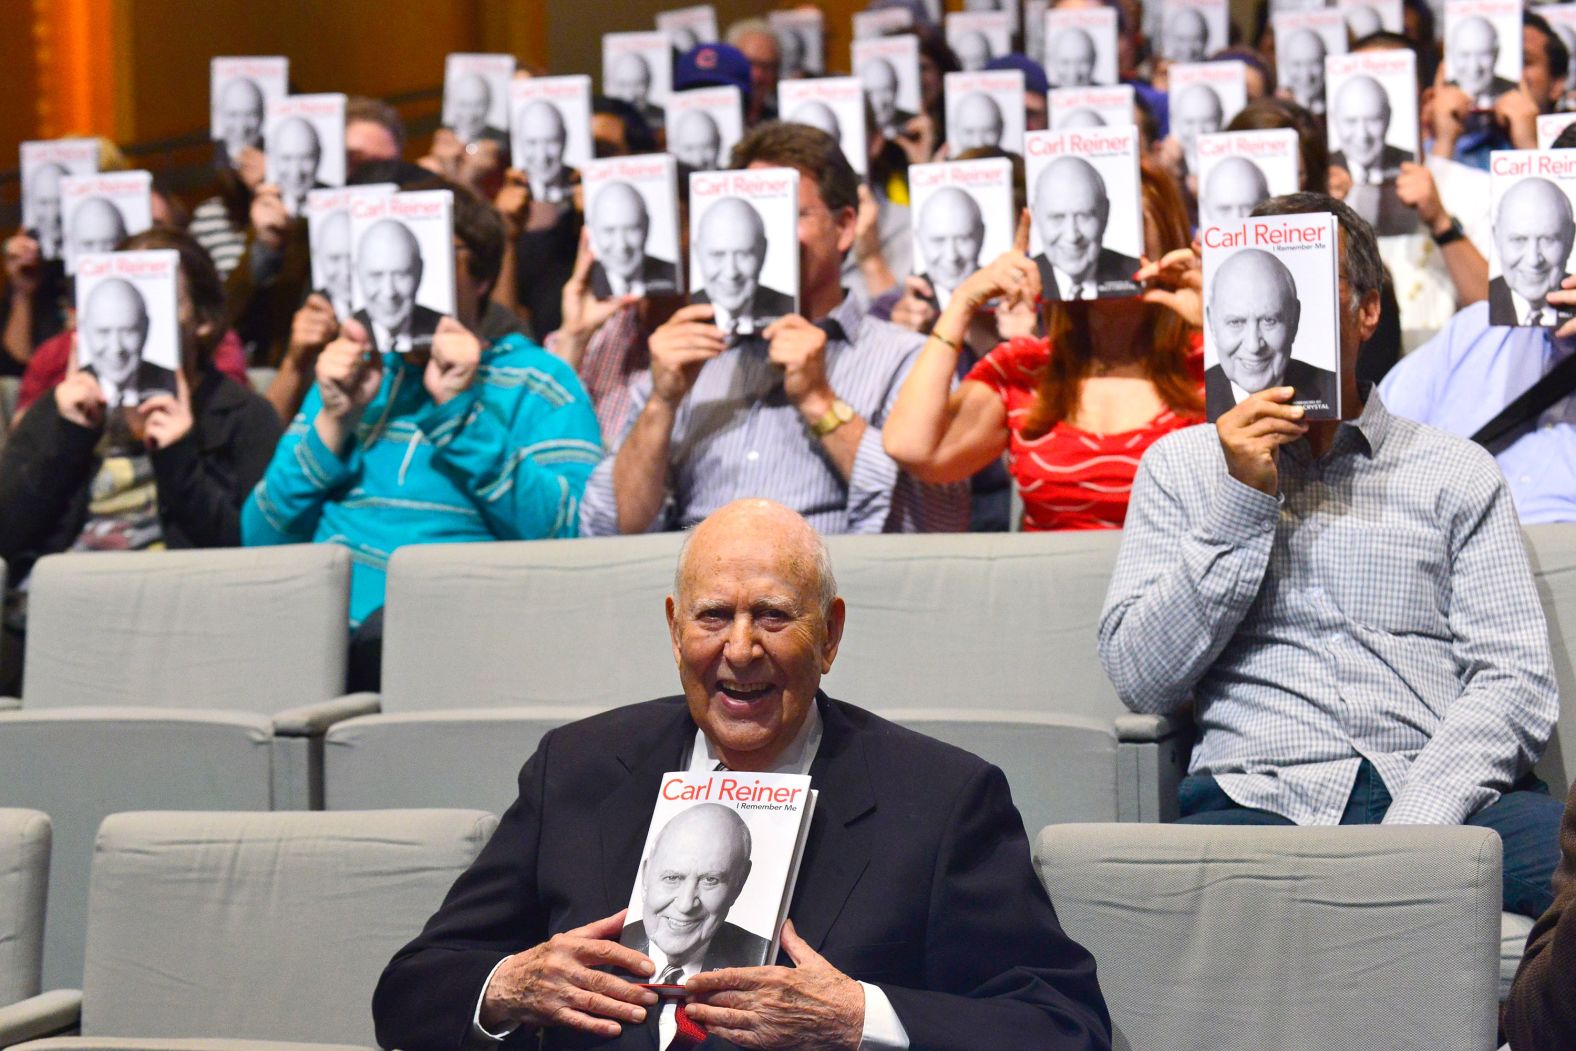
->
[[598, 703, 696, 914], [787, 695, 876, 953]]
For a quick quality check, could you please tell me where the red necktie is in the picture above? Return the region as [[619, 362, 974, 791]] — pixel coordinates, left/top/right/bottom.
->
[[670, 1002, 708, 1048]]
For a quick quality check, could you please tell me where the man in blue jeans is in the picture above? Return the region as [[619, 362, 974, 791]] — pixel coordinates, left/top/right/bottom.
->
[[1098, 191, 1563, 920]]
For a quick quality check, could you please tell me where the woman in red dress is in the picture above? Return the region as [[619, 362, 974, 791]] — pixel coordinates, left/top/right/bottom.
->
[[885, 158, 1205, 530]]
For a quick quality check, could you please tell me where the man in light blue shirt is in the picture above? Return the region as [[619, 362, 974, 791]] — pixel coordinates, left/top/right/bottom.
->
[[1379, 299, 1576, 524]]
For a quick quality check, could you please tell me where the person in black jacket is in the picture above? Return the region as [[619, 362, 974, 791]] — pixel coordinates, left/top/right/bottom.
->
[[0, 226, 281, 688]]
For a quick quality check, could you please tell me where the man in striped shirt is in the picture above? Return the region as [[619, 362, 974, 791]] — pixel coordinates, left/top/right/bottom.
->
[[1099, 192, 1564, 919], [579, 122, 968, 536]]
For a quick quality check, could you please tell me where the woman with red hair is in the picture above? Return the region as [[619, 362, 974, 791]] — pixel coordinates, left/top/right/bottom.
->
[[884, 158, 1205, 530]]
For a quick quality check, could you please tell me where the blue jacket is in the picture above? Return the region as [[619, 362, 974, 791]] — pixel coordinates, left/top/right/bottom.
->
[[242, 334, 602, 625]]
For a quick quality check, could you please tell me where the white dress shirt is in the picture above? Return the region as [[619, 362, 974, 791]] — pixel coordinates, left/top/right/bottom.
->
[[1052, 265, 1096, 300], [472, 702, 911, 1050], [1510, 289, 1552, 328]]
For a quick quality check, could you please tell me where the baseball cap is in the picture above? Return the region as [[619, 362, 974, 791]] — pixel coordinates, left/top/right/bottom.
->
[[985, 53, 1050, 96], [674, 43, 752, 98]]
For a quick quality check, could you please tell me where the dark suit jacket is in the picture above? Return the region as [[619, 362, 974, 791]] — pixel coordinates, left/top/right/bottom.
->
[[1505, 779, 1576, 1050], [372, 695, 1111, 1051], [1488, 275, 1576, 328], [619, 920, 771, 973], [352, 303, 445, 355], [1329, 144, 1412, 183], [79, 361, 176, 404], [1034, 248, 1141, 301], [1203, 358, 1340, 419], [590, 256, 680, 299], [692, 285, 798, 327]]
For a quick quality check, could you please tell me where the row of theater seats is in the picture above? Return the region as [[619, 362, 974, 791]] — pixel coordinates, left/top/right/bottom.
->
[[0, 806, 1508, 1050], [0, 526, 1571, 1034]]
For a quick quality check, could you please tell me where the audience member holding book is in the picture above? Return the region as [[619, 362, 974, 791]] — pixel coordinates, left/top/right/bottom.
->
[[1505, 778, 1576, 1050], [883, 159, 1204, 531], [373, 498, 1112, 1051]]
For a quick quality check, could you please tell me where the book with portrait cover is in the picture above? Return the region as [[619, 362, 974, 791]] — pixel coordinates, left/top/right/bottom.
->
[[74, 249, 180, 408], [964, 0, 1019, 34], [1026, 0, 1050, 65], [1196, 129, 1301, 231], [1539, 113, 1576, 151], [852, 34, 923, 141], [265, 93, 347, 217], [1273, 10, 1347, 115], [666, 86, 744, 173], [1487, 149, 1576, 328], [582, 153, 685, 298], [945, 10, 1011, 71], [909, 157, 1016, 311], [1168, 61, 1248, 174], [1323, 49, 1419, 236], [656, 4, 719, 53], [20, 138, 99, 261], [1048, 85, 1136, 130], [348, 189, 456, 354], [210, 56, 288, 168], [944, 70, 1027, 156], [688, 167, 800, 335], [1444, 0, 1522, 107], [60, 171, 152, 277], [779, 77, 869, 176], [770, 9, 825, 77], [618, 770, 817, 982], [1042, 7, 1120, 88], [1158, 0, 1229, 63], [1201, 212, 1342, 421], [1024, 127, 1143, 301], [852, 7, 913, 39], [603, 32, 673, 127], [442, 54, 516, 148], [306, 184, 396, 320], [1340, 0, 1403, 35], [510, 75, 593, 204]]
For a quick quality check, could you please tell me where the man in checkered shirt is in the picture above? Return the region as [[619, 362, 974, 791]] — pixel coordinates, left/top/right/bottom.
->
[[1099, 192, 1565, 919]]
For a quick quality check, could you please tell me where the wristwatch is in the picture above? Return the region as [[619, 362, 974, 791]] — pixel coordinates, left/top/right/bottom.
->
[[1432, 216, 1465, 247], [810, 399, 855, 437]]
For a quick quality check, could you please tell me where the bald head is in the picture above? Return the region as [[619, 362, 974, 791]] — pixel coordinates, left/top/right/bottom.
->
[[315, 209, 352, 309], [70, 196, 128, 259], [608, 53, 654, 107], [218, 76, 266, 155], [641, 803, 753, 963], [1202, 156, 1270, 225], [696, 197, 767, 314], [446, 72, 495, 143], [1165, 8, 1210, 63], [590, 181, 652, 282], [356, 219, 423, 333], [1495, 177, 1576, 306], [517, 100, 568, 190], [860, 57, 902, 128], [919, 186, 986, 292], [1057, 107, 1108, 129], [954, 30, 993, 71], [1449, 15, 1501, 99], [952, 91, 1005, 150], [1334, 74, 1392, 170], [673, 110, 724, 170], [82, 277, 149, 392], [1034, 156, 1110, 281], [273, 117, 323, 204], [1281, 29, 1328, 108], [674, 499, 836, 616], [1345, 4, 1382, 40], [789, 102, 842, 141], [27, 162, 69, 248], [1048, 28, 1098, 87], [1208, 248, 1301, 392], [1173, 83, 1224, 165]]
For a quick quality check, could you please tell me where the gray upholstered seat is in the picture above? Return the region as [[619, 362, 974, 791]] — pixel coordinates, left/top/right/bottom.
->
[[0, 547, 361, 988], [0, 810, 49, 1009], [0, 809, 497, 1050], [1035, 823, 1503, 1051]]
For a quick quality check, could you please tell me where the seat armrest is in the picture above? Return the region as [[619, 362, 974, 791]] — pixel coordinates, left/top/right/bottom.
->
[[0, 697, 20, 711], [1115, 713, 1179, 743], [0, 989, 83, 1044], [272, 693, 382, 737]]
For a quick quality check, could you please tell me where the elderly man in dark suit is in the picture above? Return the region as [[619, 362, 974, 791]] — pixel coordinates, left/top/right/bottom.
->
[[1488, 176, 1576, 327], [351, 219, 443, 355], [373, 498, 1112, 1051], [1030, 156, 1140, 301]]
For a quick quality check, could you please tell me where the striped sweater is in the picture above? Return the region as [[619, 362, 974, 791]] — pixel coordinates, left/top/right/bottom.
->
[[241, 333, 603, 625]]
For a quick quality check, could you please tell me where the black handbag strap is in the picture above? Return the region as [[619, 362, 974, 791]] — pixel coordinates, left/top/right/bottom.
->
[[1471, 348, 1576, 454]]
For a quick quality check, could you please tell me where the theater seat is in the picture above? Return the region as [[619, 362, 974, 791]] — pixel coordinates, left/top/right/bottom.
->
[[0, 810, 49, 1010], [1035, 823, 1502, 1051], [0, 547, 364, 989], [0, 809, 497, 1050]]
